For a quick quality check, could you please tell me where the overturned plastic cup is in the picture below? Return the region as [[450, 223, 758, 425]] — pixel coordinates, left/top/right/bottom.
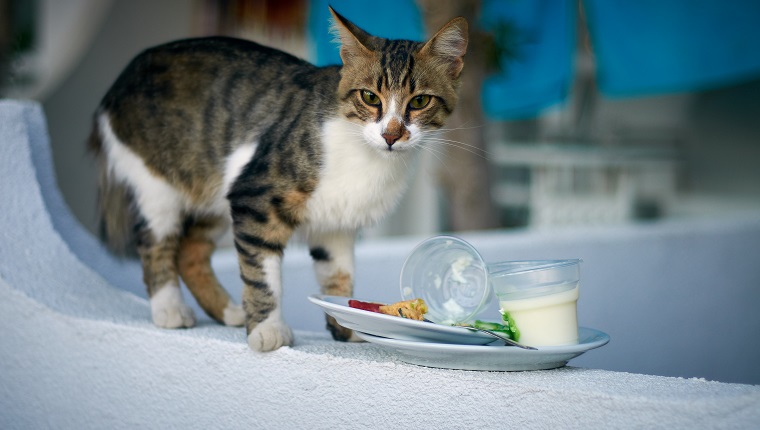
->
[[400, 236, 490, 324], [400, 236, 581, 345]]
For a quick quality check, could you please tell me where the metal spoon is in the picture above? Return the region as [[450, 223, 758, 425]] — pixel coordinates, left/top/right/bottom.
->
[[458, 325, 537, 350], [397, 309, 536, 350]]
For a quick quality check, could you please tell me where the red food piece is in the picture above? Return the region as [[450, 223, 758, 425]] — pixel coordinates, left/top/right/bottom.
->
[[348, 299, 383, 313]]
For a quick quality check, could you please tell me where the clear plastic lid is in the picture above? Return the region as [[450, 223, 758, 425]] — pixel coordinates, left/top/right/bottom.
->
[[489, 259, 581, 301]]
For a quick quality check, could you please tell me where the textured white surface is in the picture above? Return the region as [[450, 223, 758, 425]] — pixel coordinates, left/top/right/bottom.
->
[[3, 279, 760, 429], [2, 100, 760, 428]]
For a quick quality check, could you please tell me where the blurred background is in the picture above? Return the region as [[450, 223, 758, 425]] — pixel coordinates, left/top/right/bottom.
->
[[2, 0, 759, 240]]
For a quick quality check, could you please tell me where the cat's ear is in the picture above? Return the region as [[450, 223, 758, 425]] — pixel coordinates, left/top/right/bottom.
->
[[329, 6, 373, 64], [420, 17, 468, 79]]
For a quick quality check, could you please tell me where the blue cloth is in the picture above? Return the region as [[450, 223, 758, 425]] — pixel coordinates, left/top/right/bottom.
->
[[309, 0, 760, 118], [308, 0, 576, 119], [480, 0, 576, 119], [584, 0, 760, 97], [308, 0, 424, 67]]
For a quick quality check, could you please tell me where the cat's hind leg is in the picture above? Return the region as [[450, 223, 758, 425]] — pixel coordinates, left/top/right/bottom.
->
[[308, 230, 361, 342], [131, 191, 194, 329], [97, 112, 195, 328], [138, 231, 196, 329], [178, 216, 245, 326]]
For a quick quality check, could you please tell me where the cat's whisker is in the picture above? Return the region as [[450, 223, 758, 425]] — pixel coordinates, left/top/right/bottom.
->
[[423, 134, 488, 147], [333, 127, 366, 139], [421, 125, 487, 140], [424, 137, 490, 155], [420, 147, 449, 170], [399, 152, 410, 172], [335, 117, 365, 129], [425, 123, 487, 133], [421, 138, 491, 160], [416, 144, 448, 168]]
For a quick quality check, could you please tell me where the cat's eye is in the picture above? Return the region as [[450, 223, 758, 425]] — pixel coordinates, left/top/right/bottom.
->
[[409, 95, 431, 110], [361, 90, 381, 106]]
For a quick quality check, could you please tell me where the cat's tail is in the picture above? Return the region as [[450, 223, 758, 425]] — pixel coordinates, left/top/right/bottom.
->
[[88, 114, 139, 258]]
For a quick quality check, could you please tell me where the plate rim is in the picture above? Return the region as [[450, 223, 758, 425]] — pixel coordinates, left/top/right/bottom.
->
[[354, 330, 608, 371], [355, 326, 610, 354], [308, 293, 495, 342]]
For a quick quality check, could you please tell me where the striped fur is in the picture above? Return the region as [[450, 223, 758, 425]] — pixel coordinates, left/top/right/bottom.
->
[[90, 7, 467, 351]]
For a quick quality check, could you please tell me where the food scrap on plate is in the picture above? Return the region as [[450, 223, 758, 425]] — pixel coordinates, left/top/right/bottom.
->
[[348, 298, 428, 321], [347, 298, 519, 341]]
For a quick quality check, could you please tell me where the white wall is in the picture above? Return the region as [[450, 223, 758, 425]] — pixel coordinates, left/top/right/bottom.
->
[[42, 0, 196, 234]]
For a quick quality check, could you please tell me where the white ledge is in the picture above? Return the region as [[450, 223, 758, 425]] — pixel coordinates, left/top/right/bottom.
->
[[2, 100, 759, 428]]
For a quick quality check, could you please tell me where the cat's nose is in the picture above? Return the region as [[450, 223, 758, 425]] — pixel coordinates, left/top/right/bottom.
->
[[382, 132, 402, 147]]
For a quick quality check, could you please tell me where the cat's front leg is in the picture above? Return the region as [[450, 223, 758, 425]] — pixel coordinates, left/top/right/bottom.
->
[[308, 230, 361, 342], [234, 235, 294, 351], [243, 253, 293, 351], [232, 217, 295, 352]]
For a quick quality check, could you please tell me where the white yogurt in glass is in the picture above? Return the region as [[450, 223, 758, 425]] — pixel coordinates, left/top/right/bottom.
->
[[499, 284, 579, 346]]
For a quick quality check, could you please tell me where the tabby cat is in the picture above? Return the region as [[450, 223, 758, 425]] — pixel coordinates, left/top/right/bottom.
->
[[90, 7, 467, 351]]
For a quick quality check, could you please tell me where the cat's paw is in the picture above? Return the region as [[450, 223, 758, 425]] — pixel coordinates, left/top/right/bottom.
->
[[247, 321, 293, 352], [326, 315, 362, 342], [152, 303, 196, 328], [150, 286, 196, 328], [222, 302, 245, 327]]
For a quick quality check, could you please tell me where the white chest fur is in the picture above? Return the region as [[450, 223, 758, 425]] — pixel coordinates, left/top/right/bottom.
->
[[304, 119, 418, 233]]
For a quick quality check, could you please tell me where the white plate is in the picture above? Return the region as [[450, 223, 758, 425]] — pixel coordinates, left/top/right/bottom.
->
[[308, 294, 495, 345], [355, 327, 610, 371]]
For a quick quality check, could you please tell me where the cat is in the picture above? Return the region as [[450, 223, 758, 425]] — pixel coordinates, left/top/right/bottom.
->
[[89, 6, 467, 351]]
